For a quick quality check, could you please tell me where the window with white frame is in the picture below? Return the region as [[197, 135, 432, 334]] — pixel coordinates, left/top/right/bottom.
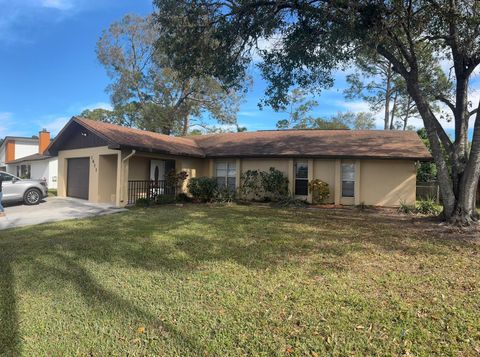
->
[[341, 162, 355, 197], [294, 161, 309, 196], [215, 161, 236, 191]]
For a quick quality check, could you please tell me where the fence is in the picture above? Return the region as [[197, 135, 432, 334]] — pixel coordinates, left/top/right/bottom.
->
[[127, 180, 176, 205], [416, 182, 440, 203]]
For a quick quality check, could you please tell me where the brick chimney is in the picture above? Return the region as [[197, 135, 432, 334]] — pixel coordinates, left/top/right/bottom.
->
[[38, 129, 51, 155]]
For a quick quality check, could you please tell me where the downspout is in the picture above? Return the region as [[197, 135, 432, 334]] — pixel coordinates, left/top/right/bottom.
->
[[123, 149, 137, 163], [119, 150, 136, 205]]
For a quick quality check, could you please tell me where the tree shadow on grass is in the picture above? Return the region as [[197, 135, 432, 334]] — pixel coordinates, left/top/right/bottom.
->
[[31, 252, 203, 354], [0, 258, 20, 356], [0, 205, 478, 353]]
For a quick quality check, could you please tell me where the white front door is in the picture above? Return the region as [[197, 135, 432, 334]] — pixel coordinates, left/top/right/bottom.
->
[[150, 160, 165, 182]]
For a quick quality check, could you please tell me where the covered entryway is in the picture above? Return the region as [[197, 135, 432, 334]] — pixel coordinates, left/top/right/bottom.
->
[[67, 157, 89, 199]]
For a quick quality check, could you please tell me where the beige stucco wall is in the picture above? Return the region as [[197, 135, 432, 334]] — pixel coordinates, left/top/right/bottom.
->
[[313, 159, 336, 204], [57, 145, 416, 208], [360, 159, 416, 206], [98, 154, 118, 204], [57, 146, 121, 205], [241, 158, 289, 175]]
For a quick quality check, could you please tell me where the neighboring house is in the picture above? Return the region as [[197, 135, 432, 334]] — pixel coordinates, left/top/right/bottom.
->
[[0, 130, 58, 189], [46, 117, 432, 207]]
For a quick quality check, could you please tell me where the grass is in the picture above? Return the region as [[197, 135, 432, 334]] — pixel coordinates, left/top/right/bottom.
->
[[1, 205, 479, 356], [47, 189, 57, 197]]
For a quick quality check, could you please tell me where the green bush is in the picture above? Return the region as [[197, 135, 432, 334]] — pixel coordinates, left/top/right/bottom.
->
[[214, 187, 236, 203], [240, 168, 289, 201], [308, 179, 330, 204], [165, 170, 189, 192], [188, 177, 218, 202], [135, 198, 151, 207], [176, 193, 192, 203], [416, 198, 441, 215], [240, 170, 262, 199], [259, 167, 289, 201], [398, 200, 415, 214]]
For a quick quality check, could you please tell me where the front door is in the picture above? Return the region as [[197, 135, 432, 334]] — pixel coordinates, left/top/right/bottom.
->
[[150, 160, 165, 183], [294, 161, 308, 196]]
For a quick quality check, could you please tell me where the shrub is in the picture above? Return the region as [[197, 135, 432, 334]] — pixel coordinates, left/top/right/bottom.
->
[[188, 177, 218, 202], [240, 169, 262, 199], [135, 198, 151, 207], [165, 170, 189, 192], [176, 193, 192, 203], [214, 187, 236, 203], [416, 198, 441, 215], [259, 167, 289, 201], [308, 179, 330, 204], [398, 200, 415, 214]]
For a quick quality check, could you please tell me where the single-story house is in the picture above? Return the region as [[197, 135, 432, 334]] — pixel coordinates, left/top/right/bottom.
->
[[0, 130, 58, 189], [46, 117, 432, 207]]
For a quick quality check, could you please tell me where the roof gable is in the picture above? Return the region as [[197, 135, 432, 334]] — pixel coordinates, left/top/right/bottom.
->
[[46, 119, 111, 155]]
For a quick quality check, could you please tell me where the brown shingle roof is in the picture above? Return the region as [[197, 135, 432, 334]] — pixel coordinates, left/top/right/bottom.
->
[[71, 117, 432, 161], [76, 117, 205, 158], [8, 153, 52, 164], [190, 130, 432, 160]]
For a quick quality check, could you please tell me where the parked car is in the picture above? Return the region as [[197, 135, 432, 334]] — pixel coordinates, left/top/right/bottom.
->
[[0, 171, 48, 205]]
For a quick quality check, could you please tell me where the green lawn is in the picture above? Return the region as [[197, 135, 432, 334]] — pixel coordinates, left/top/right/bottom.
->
[[1, 205, 479, 355]]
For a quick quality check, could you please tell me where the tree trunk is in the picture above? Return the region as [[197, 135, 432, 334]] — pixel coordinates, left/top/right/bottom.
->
[[389, 91, 398, 130], [384, 63, 392, 130], [448, 102, 480, 225], [402, 97, 412, 131], [181, 114, 190, 136], [407, 82, 456, 219]]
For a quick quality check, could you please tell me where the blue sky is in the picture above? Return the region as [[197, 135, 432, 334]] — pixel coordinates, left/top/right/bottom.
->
[[0, 0, 476, 139]]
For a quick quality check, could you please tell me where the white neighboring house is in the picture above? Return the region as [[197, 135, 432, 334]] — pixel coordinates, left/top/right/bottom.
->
[[0, 130, 58, 189]]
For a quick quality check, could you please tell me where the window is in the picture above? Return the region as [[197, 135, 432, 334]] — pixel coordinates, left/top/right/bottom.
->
[[16, 165, 31, 179], [341, 163, 355, 197], [294, 161, 308, 196], [216, 161, 236, 191]]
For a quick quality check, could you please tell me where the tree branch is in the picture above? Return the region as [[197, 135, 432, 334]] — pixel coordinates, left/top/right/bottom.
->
[[435, 95, 456, 114]]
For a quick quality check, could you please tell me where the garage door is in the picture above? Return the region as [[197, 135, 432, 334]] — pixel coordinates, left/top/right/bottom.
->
[[67, 158, 90, 200]]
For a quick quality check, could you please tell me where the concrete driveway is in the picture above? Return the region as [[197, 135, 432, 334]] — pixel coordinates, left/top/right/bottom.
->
[[0, 197, 127, 230]]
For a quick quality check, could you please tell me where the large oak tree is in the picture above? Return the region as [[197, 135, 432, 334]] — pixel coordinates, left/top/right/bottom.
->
[[155, 0, 480, 225]]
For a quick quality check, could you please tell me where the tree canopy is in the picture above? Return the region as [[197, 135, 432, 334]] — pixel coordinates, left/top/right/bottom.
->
[[95, 14, 244, 135], [155, 0, 480, 225]]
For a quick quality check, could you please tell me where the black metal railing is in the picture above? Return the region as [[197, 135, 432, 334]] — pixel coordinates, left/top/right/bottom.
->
[[128, 180, 176, 205]]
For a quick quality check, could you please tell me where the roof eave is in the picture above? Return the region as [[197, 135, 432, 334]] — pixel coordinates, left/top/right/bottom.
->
[[118, 145, 205, 159], [203, 153, 433, 161]]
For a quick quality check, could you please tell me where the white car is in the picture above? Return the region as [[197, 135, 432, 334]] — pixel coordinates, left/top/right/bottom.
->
[[0, 171, 49, 205]]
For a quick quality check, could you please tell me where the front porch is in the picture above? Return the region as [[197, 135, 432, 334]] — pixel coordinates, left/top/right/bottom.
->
[[121, 151, 208, 206]]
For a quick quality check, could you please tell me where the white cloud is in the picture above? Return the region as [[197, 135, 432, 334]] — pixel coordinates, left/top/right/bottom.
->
[[251, 36, 283, 62], [0, 0, 104, 44], [37, 116, 69, 135], [40, 0, 73, 10], [336, 100, 371, 113], [238, 111, 260, 117], [80, 101, 113, 112], [0, 112, 14, 138]]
